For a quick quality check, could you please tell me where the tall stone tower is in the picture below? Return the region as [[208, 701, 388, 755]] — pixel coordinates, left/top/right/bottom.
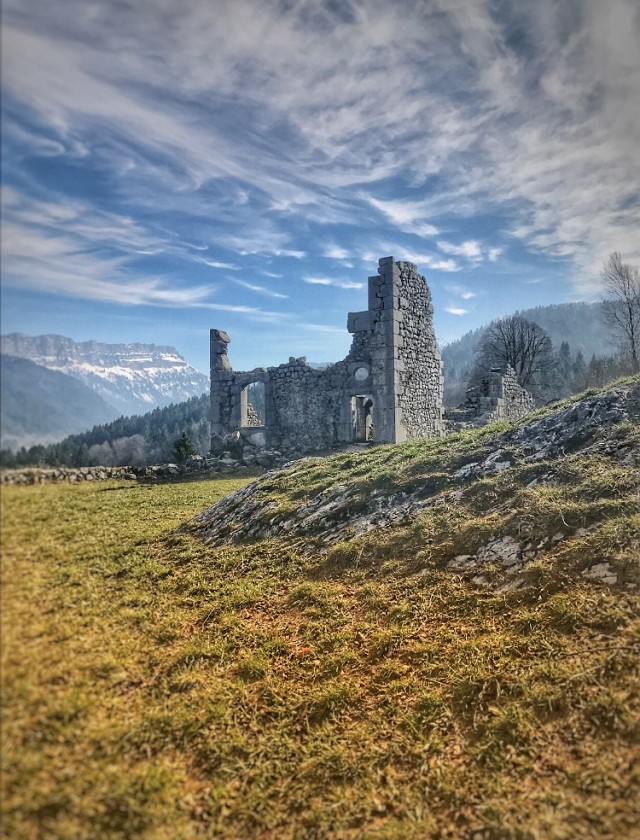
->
[[346, 256, 443, 442]]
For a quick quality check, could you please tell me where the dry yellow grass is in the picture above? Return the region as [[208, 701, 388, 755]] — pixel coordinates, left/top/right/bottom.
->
[[1, 430, 639, 839]]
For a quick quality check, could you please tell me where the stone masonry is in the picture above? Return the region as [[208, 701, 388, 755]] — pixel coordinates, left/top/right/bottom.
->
[[446, 366, 536, 429], [210, 257, 444, 454]]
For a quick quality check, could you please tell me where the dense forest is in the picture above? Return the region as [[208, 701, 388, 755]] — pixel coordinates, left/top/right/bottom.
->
[[1, 394, 210, 469]]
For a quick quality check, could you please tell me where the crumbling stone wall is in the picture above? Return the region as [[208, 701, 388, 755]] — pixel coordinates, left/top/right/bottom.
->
[[210, 257, 444, 454], [447, 367, 535, 428], [393, 261, 444, 438]]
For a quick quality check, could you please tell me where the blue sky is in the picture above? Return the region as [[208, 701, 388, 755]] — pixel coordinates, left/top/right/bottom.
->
[[2, 0, 639, 374]]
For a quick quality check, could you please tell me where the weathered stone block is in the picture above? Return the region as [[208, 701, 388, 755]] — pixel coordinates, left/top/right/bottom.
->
[[347, 311, 373, 333]]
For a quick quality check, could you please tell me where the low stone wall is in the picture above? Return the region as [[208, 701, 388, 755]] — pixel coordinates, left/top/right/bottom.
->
[[0, 449, 287, 486], [1, 466, 138, 485]]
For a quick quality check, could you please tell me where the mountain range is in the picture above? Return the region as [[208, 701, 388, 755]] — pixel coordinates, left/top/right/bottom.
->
[[1, 334, 208, 450]]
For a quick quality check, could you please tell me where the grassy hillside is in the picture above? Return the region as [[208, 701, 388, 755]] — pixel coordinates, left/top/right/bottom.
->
[[2, 381, 639, 839]]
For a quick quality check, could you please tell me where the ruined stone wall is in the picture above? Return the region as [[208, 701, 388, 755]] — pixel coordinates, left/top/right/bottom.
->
[[263, 358, 347, 451], [210, 256, 444, 454], [450, 367, 535, 428], [345, 257, 443, 442], [496, 368, 536, 419], [393, 261, 443, 439]]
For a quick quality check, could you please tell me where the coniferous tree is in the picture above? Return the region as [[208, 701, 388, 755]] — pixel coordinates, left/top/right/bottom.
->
[[172, 432, 198, 465]]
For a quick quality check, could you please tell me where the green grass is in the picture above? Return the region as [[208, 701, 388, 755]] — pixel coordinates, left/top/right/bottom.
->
[[2, 400, 640, 839]]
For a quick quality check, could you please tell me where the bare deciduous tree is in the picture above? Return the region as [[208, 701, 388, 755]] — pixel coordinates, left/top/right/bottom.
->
[[601, 252, 640, 373], [474, 315, 554, 392]]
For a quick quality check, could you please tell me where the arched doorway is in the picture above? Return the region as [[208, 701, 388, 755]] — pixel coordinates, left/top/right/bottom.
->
[[351, 395, 374, 442]]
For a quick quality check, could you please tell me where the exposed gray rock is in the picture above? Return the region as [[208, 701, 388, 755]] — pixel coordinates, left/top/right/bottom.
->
[[186, 380, 639, 567], [582, 562, 618, 585], [477, 535, 522, 568]]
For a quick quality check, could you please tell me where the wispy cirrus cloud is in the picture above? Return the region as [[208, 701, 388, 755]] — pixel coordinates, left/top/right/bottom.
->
[[196, 258, 239, 270], [365, 197, 439, 237], [0, 186, 282, 316], [233, 279, 288, 299], [2, 218, 213, 307], [445, 306, 468, 316], [2, 0, 639, 330], [303, 276, 364, 290]]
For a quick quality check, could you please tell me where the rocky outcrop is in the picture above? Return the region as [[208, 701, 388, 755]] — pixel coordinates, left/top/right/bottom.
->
[[186, 379, 640, 550]]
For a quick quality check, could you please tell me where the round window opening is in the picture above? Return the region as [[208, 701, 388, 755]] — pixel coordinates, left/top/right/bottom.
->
[[354, 366, 369, 382]]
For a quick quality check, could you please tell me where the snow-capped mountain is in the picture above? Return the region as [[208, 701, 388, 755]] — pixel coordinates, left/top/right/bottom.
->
[[1, 333, 209, 418]]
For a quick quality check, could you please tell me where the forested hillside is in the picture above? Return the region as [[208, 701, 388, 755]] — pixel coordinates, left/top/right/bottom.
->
[[442, 301, 614, 404], [1, 394, 210, 468]]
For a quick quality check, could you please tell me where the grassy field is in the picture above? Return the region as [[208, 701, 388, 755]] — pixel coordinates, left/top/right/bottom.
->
[[1, 447, 639, 838]]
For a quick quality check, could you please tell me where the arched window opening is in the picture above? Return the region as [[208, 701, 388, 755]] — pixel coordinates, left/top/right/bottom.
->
[[241, 381, 266, 427]]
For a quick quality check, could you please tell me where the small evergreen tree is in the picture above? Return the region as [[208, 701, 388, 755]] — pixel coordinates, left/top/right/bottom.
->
[[172, 432, 198, 464]]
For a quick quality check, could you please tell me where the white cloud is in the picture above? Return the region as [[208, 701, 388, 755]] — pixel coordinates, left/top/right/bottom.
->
[[365, 197, 439, 237], [445, 306, 468, 316], [233, 279, 288, 299], [447, 283, 477, 300], [363, 246, 460, 273], [437, 240, 483, 260], [304, 276, 364, 290], [324, 244, 351, 260], [218, 232, 306, 259], [197, 258, 238, 270]]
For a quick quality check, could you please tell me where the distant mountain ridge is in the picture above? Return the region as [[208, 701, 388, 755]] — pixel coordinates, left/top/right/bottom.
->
[[1, 333, 209, 418], [0, 333, 209, 451]]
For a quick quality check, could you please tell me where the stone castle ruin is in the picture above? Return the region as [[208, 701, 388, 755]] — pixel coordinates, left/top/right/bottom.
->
[[445, 366, 536, 430], [210, 257, 444, 455]]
